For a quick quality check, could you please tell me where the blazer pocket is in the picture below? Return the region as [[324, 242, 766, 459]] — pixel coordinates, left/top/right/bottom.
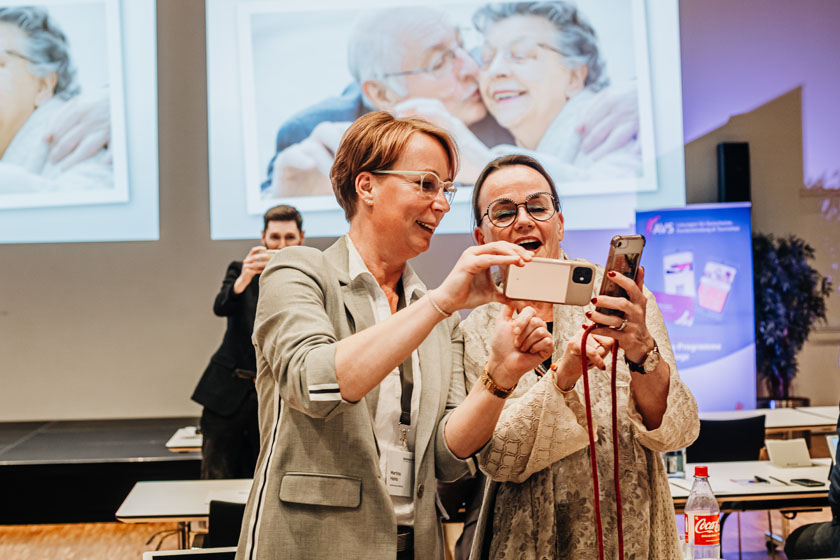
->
[[279, 472, 361, 508]]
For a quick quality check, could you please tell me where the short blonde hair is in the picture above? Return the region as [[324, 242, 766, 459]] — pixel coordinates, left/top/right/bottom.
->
[[330, 111, 459, 221]]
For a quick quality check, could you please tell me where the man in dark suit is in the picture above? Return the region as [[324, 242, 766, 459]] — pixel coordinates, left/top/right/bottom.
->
[[192, 205, 304, 479]]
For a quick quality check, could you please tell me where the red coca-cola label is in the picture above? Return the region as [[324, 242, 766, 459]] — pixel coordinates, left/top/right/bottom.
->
[[684, 513, 720, 545]]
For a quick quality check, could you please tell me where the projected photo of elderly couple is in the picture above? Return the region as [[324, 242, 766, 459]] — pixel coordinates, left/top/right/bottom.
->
[[0, 0, 127, 211], [240, 0, 656, 214]]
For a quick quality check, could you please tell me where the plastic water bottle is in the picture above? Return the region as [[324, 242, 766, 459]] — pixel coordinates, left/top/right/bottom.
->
[[684, 465, 721, 558]]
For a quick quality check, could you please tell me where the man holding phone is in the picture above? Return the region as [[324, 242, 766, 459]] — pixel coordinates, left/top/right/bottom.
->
[[191, 205, 304, 479]]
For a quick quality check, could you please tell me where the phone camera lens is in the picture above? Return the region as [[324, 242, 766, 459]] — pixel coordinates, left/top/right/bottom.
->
[[572, 266, 593, 284]]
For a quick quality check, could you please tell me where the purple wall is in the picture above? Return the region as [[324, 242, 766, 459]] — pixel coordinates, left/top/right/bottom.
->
[[680, 0, 840, 188]]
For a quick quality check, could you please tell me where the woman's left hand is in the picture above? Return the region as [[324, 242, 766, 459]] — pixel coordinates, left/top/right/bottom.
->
[[486, 304, 553, 389], [585, 267, 656, 364]]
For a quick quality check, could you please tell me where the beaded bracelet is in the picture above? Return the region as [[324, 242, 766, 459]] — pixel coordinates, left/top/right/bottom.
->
[[427, 292, 452, 318]]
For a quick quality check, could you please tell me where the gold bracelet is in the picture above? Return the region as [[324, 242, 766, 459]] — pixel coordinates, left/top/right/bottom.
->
[[552, 371, 577, 394], [427, 291, 452, 317], [480, 363, 516, 399]]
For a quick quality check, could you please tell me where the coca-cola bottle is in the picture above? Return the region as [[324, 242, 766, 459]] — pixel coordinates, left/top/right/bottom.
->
[[684, 465, 721, 558]]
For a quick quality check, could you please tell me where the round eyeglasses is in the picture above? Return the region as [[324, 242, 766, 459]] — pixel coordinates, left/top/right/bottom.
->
[[479, 192, 557, 227], [479, 40, 565, 71], [371, 170, 457, 205]]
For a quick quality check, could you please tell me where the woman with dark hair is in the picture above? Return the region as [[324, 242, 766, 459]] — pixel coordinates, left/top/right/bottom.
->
[[0, 6, 111, 195], [462, 154, 699, 559], [236, 113, 554, 560]]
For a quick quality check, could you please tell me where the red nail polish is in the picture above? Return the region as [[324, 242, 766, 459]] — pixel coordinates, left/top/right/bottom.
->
[[608, 271, 616, 277], [585, 311, 592, 318], [590, 297, 597, 304], [581, 324, 587, 329]]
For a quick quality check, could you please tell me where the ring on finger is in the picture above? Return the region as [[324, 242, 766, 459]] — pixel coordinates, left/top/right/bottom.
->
[[615, 318, 628, 332]]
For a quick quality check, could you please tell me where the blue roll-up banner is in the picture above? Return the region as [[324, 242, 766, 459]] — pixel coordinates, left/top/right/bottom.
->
[[636, 203, 756, 411]]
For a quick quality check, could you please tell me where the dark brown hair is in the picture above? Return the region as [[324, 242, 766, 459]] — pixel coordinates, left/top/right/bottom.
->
[[330, 111, 459, 221], [471, 154, 560, 226], [263, 204, 302, 232]]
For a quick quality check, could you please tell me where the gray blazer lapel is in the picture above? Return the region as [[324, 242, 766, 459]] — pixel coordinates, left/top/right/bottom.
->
[[342, 278, 380, 420], [329, 237, 382, 430]]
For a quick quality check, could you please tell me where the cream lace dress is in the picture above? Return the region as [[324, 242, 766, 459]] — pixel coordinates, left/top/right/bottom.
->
[[464, 264, 700, 559]]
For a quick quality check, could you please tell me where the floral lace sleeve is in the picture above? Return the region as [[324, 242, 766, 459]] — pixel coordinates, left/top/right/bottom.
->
[[625, 288, 700, 452], [463, 303, 591, 483]]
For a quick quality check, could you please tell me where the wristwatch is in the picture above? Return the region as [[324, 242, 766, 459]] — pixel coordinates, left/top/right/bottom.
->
[[480, 363, 516, 399], [625, 341, 660, 375]]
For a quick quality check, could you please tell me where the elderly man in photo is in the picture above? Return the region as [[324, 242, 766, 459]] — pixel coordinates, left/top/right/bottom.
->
[[262, 6, 513, 198]]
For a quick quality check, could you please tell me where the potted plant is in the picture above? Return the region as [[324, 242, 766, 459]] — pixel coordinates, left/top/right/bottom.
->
[[753, 233, 832, 407]]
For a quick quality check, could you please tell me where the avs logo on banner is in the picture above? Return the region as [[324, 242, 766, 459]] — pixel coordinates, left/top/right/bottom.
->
[[636, 203, 755, 411]]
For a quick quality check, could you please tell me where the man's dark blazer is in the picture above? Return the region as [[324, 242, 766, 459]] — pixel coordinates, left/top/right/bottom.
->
[[192, 261, 259, 416]]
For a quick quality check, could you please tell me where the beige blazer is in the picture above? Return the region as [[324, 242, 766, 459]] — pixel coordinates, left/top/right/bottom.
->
[[236, 236, 473, 560]]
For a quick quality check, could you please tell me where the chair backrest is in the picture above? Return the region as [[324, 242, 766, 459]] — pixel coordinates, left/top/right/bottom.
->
[[686, 415, 766, 463], [203, 500, 246, 549]]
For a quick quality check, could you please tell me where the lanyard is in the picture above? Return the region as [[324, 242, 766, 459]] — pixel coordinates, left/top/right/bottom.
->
[[396, 279, 413, 428]]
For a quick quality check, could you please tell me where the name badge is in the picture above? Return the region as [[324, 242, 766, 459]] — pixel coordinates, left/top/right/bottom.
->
[[385, 447, 414, 498]]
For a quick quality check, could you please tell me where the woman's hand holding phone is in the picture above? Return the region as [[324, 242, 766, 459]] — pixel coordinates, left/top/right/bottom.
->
[[587, 268, 656, 365]]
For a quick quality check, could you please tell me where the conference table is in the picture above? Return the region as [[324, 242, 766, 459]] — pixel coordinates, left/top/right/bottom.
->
[[116, 478, 252, 548], [669, 458, 831, 512], [166, 426, 203, 453], [116, 459, 830, 550], [699, 406, 838, 436]]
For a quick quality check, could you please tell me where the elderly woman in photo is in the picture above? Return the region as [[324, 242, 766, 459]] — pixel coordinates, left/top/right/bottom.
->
[[461, 154, 698, 559], [0, 6, 111, 195], [477, 2, 639, 174], [403, 1, 641, 186], [236, 112, 554, 560]]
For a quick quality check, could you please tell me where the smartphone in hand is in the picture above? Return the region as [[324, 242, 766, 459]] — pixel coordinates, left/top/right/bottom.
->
[[504, 257, 596, 306], [595, 234, 646, 319]]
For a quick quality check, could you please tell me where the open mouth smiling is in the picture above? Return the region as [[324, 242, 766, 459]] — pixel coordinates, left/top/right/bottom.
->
[[516, 239, 542, 251], [492, 89, 526, 102], [416, 220, 436, 233]]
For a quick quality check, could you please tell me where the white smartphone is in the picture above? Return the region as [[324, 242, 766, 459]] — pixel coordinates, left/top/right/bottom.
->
[[503, 257, 596, 306]]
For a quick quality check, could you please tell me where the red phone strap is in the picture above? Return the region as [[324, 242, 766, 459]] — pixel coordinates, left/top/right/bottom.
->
[[580, 324, 625, 560]]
